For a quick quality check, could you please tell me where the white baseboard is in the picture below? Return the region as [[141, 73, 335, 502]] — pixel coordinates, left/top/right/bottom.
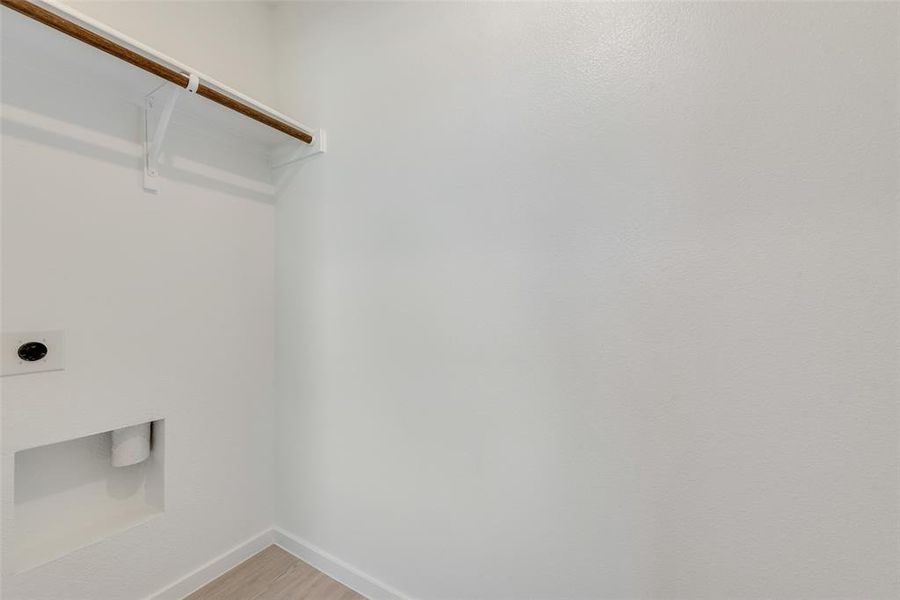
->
[[147, 529, 275, 600], [273, 527, 414, 600], [144, 527, 412, 600]]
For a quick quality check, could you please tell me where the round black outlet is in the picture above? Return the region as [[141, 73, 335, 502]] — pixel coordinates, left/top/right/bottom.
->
[[18, 341, 48, 362]]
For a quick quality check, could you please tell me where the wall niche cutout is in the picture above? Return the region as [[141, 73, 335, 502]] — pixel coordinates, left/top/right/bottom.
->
[[13, 420, 165, 572]]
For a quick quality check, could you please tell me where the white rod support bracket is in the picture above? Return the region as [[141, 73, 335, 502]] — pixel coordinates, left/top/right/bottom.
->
[[269, 129, 327, 169], [143, 74, 199, 192], [185, 72, 200, 94]]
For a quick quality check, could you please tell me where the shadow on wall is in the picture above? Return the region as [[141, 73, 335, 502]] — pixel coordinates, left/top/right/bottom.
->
[[13, 432, 146, 504], [1, 60, 277, 204]]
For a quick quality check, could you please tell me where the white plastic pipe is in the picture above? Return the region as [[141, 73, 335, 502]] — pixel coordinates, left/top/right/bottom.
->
[[111, 422, 151, 467]]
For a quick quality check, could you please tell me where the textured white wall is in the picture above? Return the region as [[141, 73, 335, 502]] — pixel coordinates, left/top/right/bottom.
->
[[63, 0, 279, 109], [1, 7, 276, 600], [273, 3, 900, 599]]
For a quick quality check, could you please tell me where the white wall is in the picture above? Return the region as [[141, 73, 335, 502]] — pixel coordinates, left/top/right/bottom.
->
[[273, 3, 900, 599], [1, 5, 277, 599], [64, 0, 279, 109]]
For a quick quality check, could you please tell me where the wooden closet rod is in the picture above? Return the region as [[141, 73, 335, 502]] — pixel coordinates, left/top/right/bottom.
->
[[1, 0, 314, 144]]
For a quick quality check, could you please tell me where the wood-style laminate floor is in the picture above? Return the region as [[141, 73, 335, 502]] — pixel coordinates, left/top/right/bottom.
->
[[185, 545, 366, 600]]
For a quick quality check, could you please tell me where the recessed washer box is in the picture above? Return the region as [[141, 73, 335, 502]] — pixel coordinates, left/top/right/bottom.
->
[[13, 420, 165, 573], [1, 330, 65, 376]]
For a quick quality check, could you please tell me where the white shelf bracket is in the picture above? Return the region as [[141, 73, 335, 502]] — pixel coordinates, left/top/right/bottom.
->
[[269, 129, 327, 169], [143, 74, 199, 191]]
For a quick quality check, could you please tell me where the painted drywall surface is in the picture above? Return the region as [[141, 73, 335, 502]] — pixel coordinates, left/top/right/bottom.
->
[[273, 2, 900, 599], [1, 17, 275, 600], [62, 0, 279, 109]]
